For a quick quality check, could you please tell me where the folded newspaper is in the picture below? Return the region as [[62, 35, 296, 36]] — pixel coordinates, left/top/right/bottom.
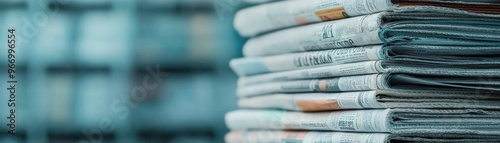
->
[[226, 109, 500, 134], [242, 7, 500, 57], [228, 1, 500, 142], [237, 60, 500, 86], [226, 131, 389, 143], [231, 45, 500, 76], [226, 130, 500, 143], [235, 0, 500, 37], [238, 90, 500, 111], [237, 73, 500, 97], [241, 0, 277, 4]]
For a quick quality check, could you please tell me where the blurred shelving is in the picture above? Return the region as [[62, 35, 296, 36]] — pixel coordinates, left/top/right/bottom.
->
[[0, 0, 243, 142]]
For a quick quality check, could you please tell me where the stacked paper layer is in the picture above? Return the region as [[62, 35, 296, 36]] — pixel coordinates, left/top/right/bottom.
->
[[227, 0, 500, 142]]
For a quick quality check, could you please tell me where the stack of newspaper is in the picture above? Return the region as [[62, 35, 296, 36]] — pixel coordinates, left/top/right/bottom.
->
[[226, 0, 500, 142]]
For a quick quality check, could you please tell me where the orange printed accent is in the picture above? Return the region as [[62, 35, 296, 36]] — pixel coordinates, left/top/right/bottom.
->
[[296, 99, 342, 111], [319, 80, 327, 91], [282, 131, 308, 141], [294, 17, 309, 25], [315, 7, 348, 21]]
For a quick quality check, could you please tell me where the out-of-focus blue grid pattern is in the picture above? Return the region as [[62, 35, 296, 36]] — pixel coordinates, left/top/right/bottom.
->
[[0, 0, 245, 142]]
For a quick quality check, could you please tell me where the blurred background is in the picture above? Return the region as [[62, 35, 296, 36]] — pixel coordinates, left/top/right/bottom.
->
[[0, 0, 254, 142]]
